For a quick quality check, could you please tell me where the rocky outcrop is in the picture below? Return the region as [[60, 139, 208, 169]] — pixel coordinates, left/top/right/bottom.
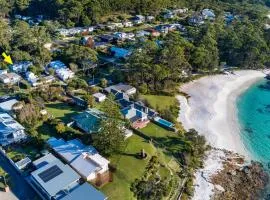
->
[[210, 150, 269, 200]]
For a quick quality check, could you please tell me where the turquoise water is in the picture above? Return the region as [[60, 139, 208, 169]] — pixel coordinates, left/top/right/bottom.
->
[[237, 78, 270, 165]]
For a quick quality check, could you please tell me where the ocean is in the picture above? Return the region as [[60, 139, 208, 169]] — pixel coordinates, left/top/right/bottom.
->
[[237, 78, 270, 166]]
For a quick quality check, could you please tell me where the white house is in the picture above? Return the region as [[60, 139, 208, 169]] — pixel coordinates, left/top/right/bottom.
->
[[173, 8, 188, 15], [202, 9, 216, 20], [146, 16, 155, 22], [56, 68, 75, 81], [26, 72, 39, 86], [0, 73, 21, 85], [93, 93, 106, 102], [47, 138, 110, 182], [105, 83, 136, 96], [0, 113, 27, 146], [123, 21, 133, 27]]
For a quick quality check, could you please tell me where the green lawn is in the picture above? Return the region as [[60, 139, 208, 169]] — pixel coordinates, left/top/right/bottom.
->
[[45, 102, 83, 123], [141, 95, 177, 110], [101, 134, 170, 200], [141, 122, 176, 138]]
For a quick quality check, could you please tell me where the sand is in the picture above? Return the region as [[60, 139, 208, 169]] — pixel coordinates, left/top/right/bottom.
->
[[177, 70, 265, 200]]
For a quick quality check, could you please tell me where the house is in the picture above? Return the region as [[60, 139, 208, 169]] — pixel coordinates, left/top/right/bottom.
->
[[123, 21, 133, 27], [112, 22, 124, 28], [48, 60, 66, 70], [163, 11, 175, 19], [131, 15, 145, 24], [113, 32, 127, 41], [73, 108, 105, 134], [121, 106, 149, 129], [47, 138, 110, 183], [136, 30, 151, 37], [0, 70, 7, 75], [69, 95, 87, 107], [98, 34, 114, 43], [110, 47, 132, 59], [0, 112, 27, 146], [0, 72, 21, 85], [48, 61, 74, 81], [202, 9, 216, 20], [57, 27, 86, 37], [81, 36, 95, 48], [0, 97, 19, 113], [106, 23, 116, 30], [224, 12, 234, 24], [30, 153, 107, 200], [145, 29, 161, 37], [188, 15, 205, 26], [104, 83, 136, 95], [56, 68, 75, 81], [155, 25, 169, 34], [173, 8, 188, 15], [93, 93, 106, 102], [25, 72, 39, 86], [10, 61, 33, 73], [146, 16, 155, 22]]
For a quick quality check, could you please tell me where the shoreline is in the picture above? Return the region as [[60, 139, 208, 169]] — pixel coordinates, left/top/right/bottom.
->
[[177, 70, 265, 200]]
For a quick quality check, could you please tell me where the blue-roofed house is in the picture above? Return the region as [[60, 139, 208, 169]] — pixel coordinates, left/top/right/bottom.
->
[[48, 60, 67, 70], [47, 137, 110, 183], [10, 61, 33, 73], [110, 47, 132, 59], [121, 106, 149, 129], [72, 109, 105, 134]]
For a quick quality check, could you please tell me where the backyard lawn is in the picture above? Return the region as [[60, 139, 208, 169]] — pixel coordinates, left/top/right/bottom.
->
[[141, 122, 176, 138], [141, 95, 177, 110], [101, 134, 171, 200], [45, 102, 83, 123]]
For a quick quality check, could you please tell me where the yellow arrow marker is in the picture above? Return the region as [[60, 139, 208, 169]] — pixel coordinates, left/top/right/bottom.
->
[[2, 52, 13, 65]]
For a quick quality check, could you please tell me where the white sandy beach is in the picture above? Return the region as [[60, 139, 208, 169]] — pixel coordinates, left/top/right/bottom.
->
[[177, 70, 265, 200]]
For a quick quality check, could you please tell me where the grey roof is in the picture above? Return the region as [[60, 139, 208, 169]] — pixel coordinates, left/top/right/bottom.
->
[[0, 99, 18, 112], [31, 154, 80, 197], [33, 153, 58, 169], [60, 183, 107, 200]]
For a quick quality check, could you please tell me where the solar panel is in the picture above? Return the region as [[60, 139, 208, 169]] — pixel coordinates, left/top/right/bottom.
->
[[38, 165, 63, 183]]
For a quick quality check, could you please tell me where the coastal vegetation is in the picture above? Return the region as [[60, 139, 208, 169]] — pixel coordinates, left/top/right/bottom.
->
[[0, 0, 269, 199]]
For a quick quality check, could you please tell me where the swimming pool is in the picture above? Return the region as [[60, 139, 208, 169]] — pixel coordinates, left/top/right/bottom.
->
[[154, 117, 174, 128]]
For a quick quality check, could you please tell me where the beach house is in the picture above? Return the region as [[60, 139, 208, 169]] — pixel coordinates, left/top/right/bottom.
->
[[121, 106, 149, 129], [47, 138, 110, 184]]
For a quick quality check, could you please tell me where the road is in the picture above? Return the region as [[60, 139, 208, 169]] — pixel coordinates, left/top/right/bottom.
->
[[0, 153, 39, 200]]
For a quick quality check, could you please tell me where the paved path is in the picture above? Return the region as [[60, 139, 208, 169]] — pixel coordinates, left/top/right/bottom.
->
[[0, 153, 39, 200]]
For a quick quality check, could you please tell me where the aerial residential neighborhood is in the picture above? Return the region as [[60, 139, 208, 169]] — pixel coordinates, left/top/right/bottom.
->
[[0, 0, 269, 200]]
